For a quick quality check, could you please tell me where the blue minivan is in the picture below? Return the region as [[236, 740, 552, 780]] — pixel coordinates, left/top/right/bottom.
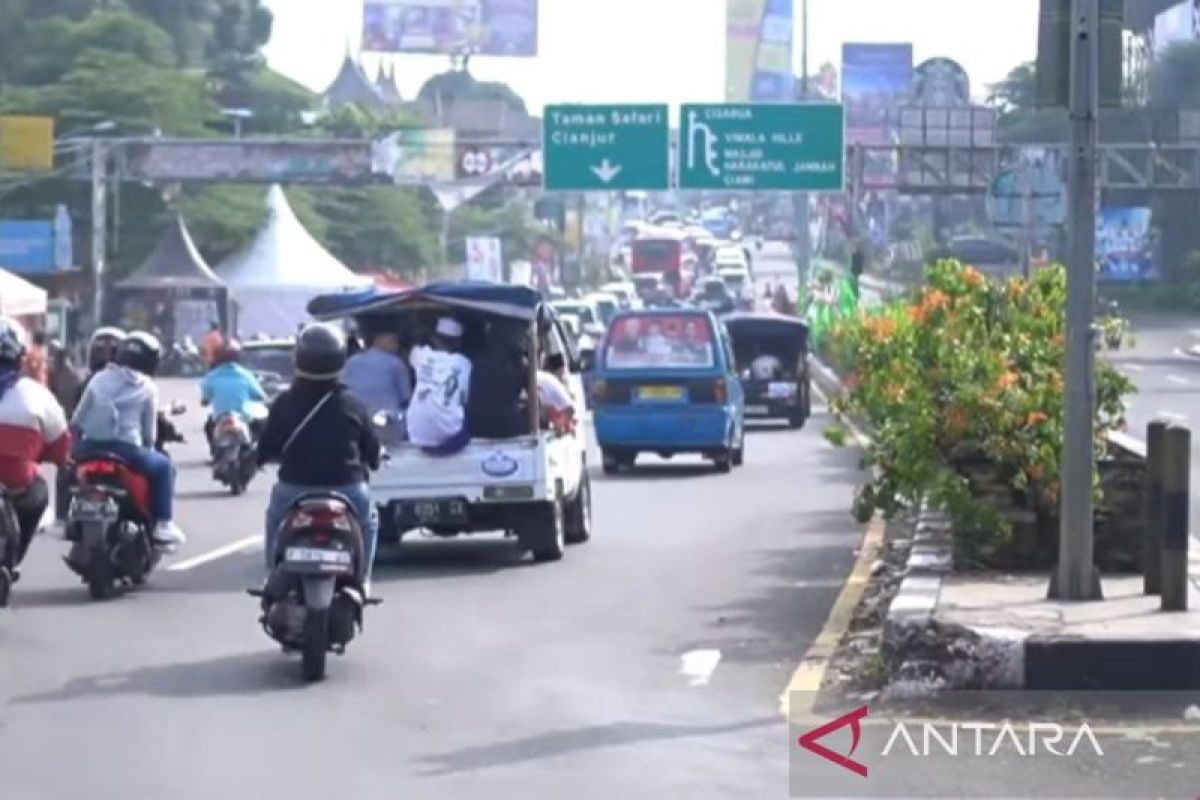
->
[[590, 309, 745, 474]]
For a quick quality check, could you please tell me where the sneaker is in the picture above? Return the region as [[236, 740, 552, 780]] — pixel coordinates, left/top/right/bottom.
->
[[40, 520, 67, 540], [152, 521, 187, 549]]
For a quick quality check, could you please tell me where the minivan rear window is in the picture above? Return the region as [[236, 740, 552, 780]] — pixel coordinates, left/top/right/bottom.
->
[[604, 314, 715, 370]]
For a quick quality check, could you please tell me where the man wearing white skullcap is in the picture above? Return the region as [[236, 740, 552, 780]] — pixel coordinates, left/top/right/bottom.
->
[[405, 316, 473, 451]]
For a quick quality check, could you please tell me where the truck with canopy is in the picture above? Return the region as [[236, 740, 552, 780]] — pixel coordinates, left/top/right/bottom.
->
[[308, 281, 591, 563]]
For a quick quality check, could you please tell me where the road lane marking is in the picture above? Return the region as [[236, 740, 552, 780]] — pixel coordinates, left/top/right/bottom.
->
[[1166, 374, 1190, 385], [1122, 364, 1145, 373], [167, 535, 261, 572], [1157, 411, 1188, 423], [1189, 329, 1200, 339], [679, 649, 722, 687]]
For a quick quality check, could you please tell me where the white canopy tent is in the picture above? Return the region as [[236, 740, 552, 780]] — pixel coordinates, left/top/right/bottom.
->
[[0, 267, 48, 317], [217, 185, 370, 337]]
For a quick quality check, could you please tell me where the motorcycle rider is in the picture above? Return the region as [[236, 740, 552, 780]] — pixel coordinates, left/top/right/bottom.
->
[[45, 327, 126, 537], [200, 340, 268, 453], [257, 322, 380, 588], [0, 318, 71, 592], [71, 331, 186, 549]]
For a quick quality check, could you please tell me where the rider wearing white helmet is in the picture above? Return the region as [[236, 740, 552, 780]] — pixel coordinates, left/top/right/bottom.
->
[[0, 317, 71, 600]]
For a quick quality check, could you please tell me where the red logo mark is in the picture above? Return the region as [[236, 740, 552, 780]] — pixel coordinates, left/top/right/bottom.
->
[[797, 705, 870, 777]]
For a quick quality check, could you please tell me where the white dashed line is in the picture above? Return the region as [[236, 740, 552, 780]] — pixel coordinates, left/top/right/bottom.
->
[[1166, 374, 1190, 386], [1157, 412, 1188, 423], [679, 649, 722, 687], [1122, 364, 1145, 373], [167, 535, 261, 572]]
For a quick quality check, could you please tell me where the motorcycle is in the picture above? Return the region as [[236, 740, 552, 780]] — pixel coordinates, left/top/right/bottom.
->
[[160, 340, 205, 377], [0, 488, 21, 607], [211, 412, 258, 495], [64, 402, 187, 600], [249, 491, 381, 681]]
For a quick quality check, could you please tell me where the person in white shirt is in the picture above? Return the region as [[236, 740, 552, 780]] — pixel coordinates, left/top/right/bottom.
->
[[406, 317, 472, 452], [536, 357, 576, 436]]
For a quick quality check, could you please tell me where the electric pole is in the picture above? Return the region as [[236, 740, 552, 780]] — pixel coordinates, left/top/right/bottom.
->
[[90, 138, 108, 328], [1052, 0, 1102, 600]]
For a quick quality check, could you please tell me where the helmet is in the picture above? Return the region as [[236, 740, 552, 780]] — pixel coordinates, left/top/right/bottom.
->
[[294, 322, 346, 380], [0, 317, 28, 366], [87, 326, 126, 372], [217, 339, 243, 365], [117, 330, 162, 376]]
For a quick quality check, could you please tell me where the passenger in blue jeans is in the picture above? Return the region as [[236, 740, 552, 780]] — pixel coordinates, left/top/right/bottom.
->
[[70, 331, 186, 548], [257, 323, 381, 590]]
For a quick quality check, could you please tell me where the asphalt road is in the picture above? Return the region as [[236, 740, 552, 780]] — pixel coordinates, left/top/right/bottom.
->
[[2, 257, 1196, 799]]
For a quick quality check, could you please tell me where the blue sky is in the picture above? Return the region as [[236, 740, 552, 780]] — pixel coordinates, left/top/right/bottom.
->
[[263, 0, 1039, 111]]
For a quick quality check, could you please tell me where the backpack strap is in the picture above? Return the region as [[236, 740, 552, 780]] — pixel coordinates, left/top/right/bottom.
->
[[282, 390, 335, 454]]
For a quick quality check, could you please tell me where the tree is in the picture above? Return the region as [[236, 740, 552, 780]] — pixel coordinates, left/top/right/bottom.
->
[[310, 186, 439, 272], [987, 61, 1068, 143], [449, 200, 559, 270]]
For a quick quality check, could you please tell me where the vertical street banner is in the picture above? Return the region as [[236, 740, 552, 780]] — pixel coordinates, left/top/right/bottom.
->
[[725, 0, 795, 102], [1096, 207, 1157, 282], [465, 236, 504, 282]]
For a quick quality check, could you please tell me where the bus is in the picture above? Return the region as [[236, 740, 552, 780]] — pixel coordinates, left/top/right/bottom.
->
[[631, 227, 690, 299]]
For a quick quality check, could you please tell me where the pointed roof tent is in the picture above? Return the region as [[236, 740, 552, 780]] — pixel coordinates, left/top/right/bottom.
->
[[217, 186, 371, 337], [118, 214, 224, 290], [0, 267, 47, 316], [322, 52, 387, 110]]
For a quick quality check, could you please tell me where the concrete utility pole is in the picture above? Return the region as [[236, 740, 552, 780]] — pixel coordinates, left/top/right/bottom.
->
[[1052, 0, 1103, 601], [90, 138, 108, 328], [794, 0, 812, 292]]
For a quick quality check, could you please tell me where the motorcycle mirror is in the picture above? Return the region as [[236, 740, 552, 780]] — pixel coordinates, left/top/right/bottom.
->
[[372, 410, 396, 428]]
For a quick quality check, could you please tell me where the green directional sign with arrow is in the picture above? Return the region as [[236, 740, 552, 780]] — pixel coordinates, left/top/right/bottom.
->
[[543, 104, 670, 191]]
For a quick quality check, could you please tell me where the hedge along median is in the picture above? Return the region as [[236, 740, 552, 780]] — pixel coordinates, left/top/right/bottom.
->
[[817, 260, 1142, 572]]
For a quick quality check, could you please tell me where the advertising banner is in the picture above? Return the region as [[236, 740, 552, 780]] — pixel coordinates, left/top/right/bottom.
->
[[465, 236, 503, 282], [0, 115, 54, 172], [0, 220, 55, 273], [1096, 207, 1157, 281], [911, 57, 970, 107], [123, 141, 374, 184], [841, 43, 913, 142], [372, 129, 457, 183], [725, 0, 795, 102], [362, 0, 538, 56]]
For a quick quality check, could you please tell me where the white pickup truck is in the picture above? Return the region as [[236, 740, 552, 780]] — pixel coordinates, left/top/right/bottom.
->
[[310, 282, 591, 563]]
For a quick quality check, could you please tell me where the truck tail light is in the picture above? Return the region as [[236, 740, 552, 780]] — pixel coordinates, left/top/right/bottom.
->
[[714, 378, 727, 404]]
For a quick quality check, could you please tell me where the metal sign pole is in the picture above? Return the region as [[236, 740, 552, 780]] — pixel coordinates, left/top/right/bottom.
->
[[90, 138, 108, 328], [1051, 0, 1102, 601]]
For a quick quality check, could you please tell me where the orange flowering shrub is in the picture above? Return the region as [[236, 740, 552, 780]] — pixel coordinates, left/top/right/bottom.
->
[[826, 260, 1135, 561]]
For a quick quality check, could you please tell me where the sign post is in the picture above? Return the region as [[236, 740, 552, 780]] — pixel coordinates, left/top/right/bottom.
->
[[542, 104, 670, 191], [678, 103, 844, 191]]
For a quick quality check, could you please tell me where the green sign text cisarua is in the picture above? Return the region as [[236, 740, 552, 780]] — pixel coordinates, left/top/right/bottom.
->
[[543, 104, 670, 191], [678, 103, 844, 191]]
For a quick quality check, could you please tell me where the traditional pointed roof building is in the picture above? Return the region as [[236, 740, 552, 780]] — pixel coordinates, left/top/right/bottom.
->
[[322, 50, 388, 110], [375, 62, 403, 103]]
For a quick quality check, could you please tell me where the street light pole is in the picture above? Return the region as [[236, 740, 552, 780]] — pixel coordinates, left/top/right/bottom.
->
[[794, 0, 812, 294], [1052, 0, 1102, 600]]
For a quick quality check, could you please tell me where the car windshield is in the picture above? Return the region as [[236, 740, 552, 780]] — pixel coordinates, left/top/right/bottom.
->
[[242, 347, 294, 380], [603, 314, 715, 370]]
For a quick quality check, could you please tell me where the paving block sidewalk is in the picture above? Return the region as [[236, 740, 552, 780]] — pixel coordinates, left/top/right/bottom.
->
[[885, 506, 1200, 691]]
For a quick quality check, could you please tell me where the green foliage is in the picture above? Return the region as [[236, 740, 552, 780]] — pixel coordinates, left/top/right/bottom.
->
[[449, 200, 560, 271], [828, 261, 1135, 566], [309, 186, 439, 272]]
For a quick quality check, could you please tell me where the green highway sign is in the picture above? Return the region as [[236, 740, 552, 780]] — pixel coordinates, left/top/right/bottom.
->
[[678, 103, 845, 191], [543, 104, 670, 191]]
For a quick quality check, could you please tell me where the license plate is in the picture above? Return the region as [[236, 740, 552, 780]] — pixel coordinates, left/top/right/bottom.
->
[[637, 386, 684, 401], [285, 547, 352, 566], [767, 382, 795, 399], [70, 497, 115, 519], [745, 404, 770, 415], [399, 499, 468, 525]]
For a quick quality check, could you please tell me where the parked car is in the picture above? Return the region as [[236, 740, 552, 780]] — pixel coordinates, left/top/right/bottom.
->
[[242, 339, 295, 401]]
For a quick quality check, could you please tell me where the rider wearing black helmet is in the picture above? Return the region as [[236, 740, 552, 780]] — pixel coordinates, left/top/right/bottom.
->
[[257, 322, 381, 587], [71, 330, 186, 548]]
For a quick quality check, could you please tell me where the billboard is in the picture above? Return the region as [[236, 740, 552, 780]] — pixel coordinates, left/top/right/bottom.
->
[[371, 129, 457, 183], [841, 43, 913, 139], [123, 141, 375, 184], [465, 236, 503, 281], [0, 115, 53, 172], [362, 0, 538, 56], [0, 208, 71, 274], [725, 0, 795, 102], [1096, 207, 1157, 281], [912, 58, 970, 107]]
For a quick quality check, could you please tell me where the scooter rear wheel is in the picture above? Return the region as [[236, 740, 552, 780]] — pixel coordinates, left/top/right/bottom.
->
[[301, 608, 329, 682]]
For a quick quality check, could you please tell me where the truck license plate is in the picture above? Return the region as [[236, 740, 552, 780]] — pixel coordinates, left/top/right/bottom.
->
[[398, 499, 468, 525]]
